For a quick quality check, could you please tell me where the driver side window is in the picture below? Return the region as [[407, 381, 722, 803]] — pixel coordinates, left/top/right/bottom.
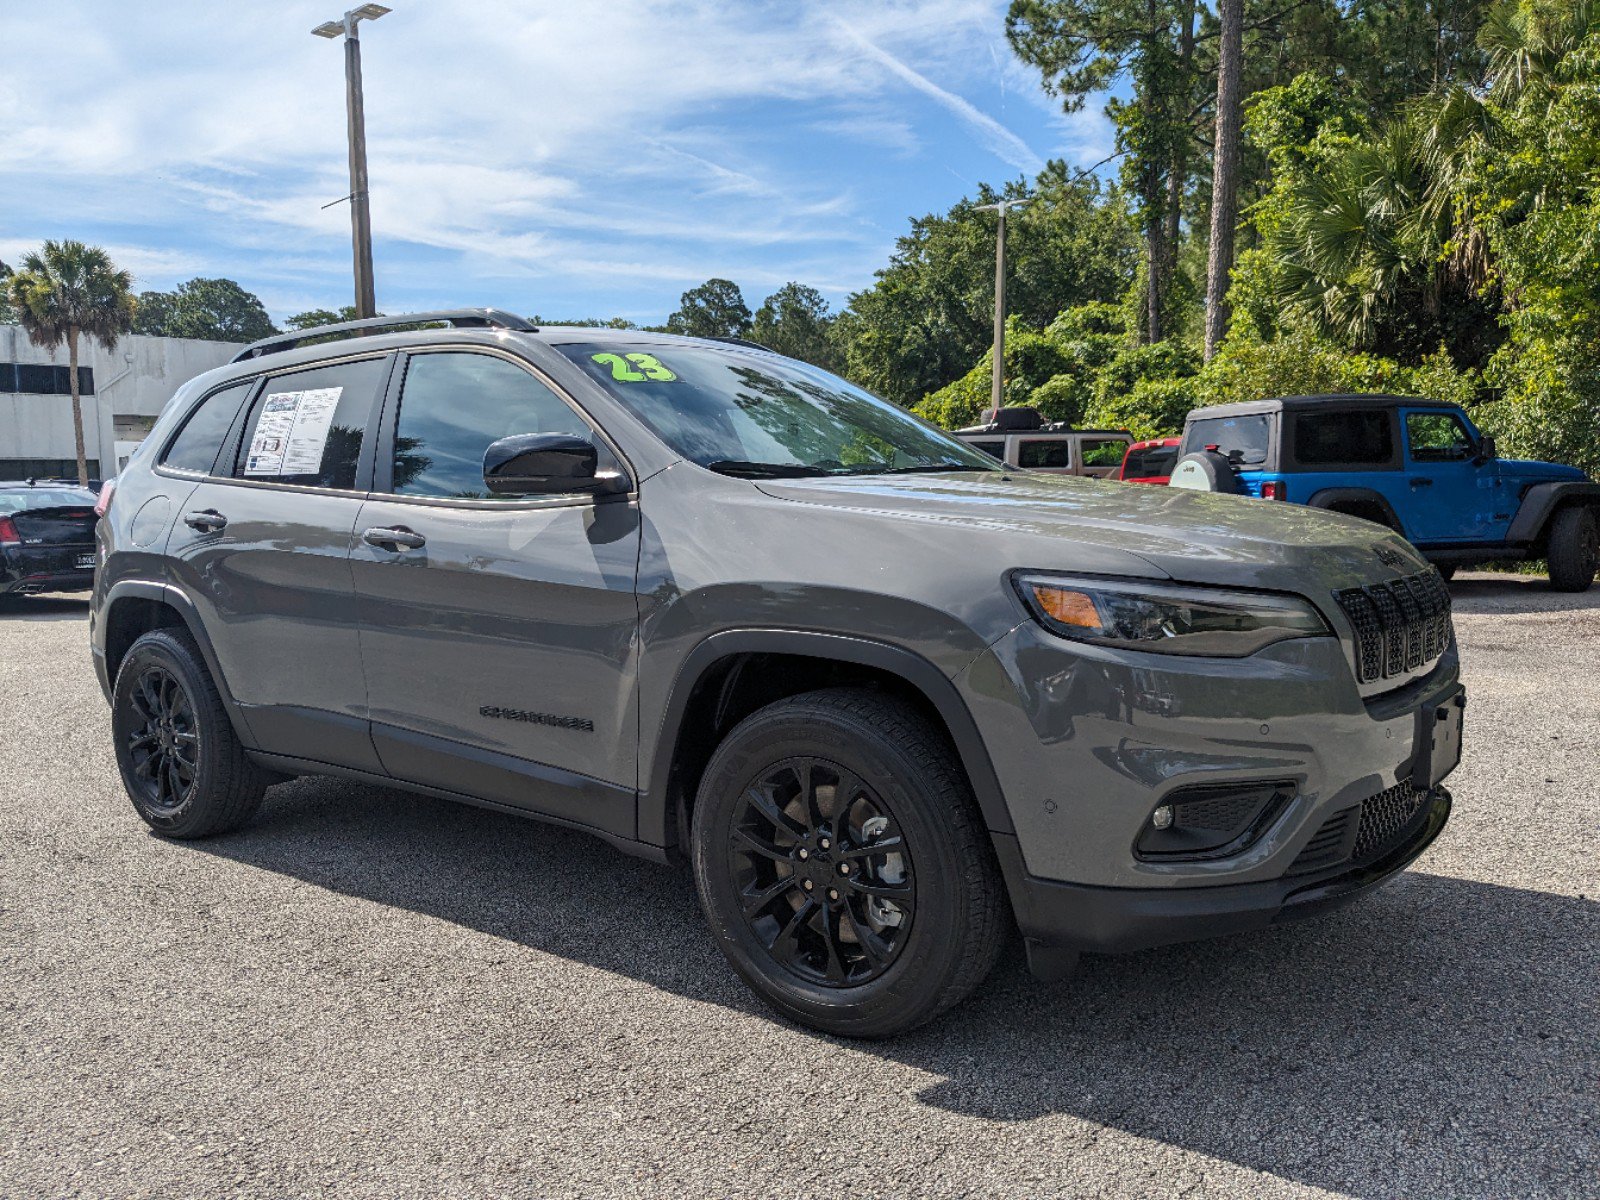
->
[[389, 352, 591, 499], [1406, 411, 1474, 462]]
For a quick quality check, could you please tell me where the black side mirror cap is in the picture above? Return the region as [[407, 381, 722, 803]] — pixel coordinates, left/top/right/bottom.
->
[[482, 433, 629, 496], [1476, 434, 1498, 463]]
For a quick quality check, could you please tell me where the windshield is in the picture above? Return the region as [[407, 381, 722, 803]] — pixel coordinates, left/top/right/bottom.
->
[[556, 342, 998, 477], [0, 488, 96, 514]]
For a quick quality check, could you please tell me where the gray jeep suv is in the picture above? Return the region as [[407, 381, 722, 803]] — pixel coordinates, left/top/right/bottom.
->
[[91, 310, 1464, 1038]]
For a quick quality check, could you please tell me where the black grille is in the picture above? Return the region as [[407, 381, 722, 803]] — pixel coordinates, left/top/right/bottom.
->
[[1288, 806, 1357, 874], [1334, 569, 1453, 685], [1172, 793, 1263, 832], [1353, 779, 1428, 862]]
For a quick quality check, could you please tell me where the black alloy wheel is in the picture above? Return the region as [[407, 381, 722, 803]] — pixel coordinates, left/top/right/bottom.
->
[[124, 665, 200, 811], [729, 757, 915, 987]]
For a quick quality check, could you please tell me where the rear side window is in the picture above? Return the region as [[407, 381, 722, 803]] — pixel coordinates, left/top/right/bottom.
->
[[1406, 411, 1473, 462], [1295, 410, 1394, 466], [163, 380, 255, 475], [387, 352, 591, 499], [967, 439, 1007, 459], [233, 358, 387, 490], [1182, 414, 1272, 464], [1016, 438, 1072, 468], [1080, 438, 1127, 468]]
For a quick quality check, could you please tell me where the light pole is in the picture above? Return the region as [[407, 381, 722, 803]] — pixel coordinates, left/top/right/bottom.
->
[[313, 4, 390, 319], [974, 197, 1029, 416]]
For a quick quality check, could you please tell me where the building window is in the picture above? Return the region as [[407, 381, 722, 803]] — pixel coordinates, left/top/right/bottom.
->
[[2, 363, 96, 396], [0, 458, 102, 480]]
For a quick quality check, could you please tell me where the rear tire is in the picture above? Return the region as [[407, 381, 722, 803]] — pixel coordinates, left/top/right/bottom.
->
[[1546, 506, 1598, 592], [690, 688, 1006, 1038], [112, 628, 272, 838]]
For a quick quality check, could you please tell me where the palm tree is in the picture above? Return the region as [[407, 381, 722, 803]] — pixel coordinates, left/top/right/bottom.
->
[[5, 241, 136, 487]]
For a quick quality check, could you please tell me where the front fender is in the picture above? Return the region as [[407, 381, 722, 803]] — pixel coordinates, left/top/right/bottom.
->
[[1505, 481, 1600, 545]]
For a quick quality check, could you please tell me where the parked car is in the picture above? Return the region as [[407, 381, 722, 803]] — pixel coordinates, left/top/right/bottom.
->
[[94, 311, 1465, 1037], [1169, 394, 1600, 590], [1116, 437, 1181, 485], [0, 481, 99, 596], [953, 407, 1132, 478]]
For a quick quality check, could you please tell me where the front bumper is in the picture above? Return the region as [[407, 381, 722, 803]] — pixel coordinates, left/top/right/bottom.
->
[[998, 785, 1451, 955]]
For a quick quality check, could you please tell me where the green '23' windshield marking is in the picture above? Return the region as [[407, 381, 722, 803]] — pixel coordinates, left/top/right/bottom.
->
[[592, 352, 677, 382]]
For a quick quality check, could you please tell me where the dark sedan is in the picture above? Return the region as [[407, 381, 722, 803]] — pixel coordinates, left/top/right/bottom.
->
[[0, 482, 100, 595]]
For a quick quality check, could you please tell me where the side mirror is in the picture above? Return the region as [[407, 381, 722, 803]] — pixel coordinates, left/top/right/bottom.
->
[[1475, 434, 1498, 464], [482, 433, 626, 496]]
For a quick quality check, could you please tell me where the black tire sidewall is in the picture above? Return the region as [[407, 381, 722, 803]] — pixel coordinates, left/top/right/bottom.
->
[[1548, 506, 1598, 592], [112, 630, 224, 836], [691, 701, 977, 1037]]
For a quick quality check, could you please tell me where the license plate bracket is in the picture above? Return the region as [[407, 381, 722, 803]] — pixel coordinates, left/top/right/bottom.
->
[[1412, 686, 1465, 789]]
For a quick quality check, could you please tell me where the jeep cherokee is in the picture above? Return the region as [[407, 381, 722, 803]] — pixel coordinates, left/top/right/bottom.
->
[[91, 310, 1465, 1038]]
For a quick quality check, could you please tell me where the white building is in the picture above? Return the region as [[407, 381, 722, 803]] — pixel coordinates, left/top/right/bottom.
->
[[0, 326, 242, 480]]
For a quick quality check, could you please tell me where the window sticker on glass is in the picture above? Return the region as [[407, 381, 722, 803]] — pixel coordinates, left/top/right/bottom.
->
[[244, 387, 343, 476], [591, 352, 676, 382]]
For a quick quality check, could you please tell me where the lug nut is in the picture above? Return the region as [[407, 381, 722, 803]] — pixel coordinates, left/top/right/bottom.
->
[[838, 863, 851, 875], [801, 879, 814, 892], [818, 837, 831, 850], [797, 848, 809, 860], [827, 888, 840, 901]]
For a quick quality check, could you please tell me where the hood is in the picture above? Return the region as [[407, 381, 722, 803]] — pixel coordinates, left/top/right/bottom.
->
[[755, 470, 1428, 592], [1497, 458, 1587, 482]]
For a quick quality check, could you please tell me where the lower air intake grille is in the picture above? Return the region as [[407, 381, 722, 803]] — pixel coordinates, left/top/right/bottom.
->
[[1353, 779, 1428, 863], [1334, 568, 1454, 685], [1288, 806, 1357, 874]]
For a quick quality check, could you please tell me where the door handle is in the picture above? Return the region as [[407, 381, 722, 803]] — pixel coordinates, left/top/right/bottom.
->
[[362, 525, 426, 550], [183, 509, 228, 532], [1409, 478, 1433, 488]]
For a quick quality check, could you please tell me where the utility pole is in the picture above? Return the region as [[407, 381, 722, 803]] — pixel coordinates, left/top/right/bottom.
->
[[313, 5, 390, 319], [974, 198, 1029, 415]]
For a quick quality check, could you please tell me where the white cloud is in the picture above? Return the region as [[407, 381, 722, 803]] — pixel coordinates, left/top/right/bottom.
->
[[0, 1, 1109, 319]]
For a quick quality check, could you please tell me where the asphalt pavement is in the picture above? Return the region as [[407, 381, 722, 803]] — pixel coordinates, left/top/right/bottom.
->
[[1, 572, 1595, 1199]]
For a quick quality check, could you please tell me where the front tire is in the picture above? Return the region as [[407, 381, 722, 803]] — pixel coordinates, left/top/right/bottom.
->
[[1546, 506, 1598, 592], [690, 689, 1006, 1038], [112, 628, 272, 838]]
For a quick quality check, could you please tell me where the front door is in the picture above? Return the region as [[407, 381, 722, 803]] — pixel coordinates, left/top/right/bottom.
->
[[1400, 407, 1505, 543], [349, 348, 642, 839], [164, 354, 392, 770]]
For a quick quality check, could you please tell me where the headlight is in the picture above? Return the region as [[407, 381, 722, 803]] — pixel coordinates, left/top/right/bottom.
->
[[1016, 575, 1330, 657]]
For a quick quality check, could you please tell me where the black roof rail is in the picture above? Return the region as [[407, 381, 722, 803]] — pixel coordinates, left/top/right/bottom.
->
[[706, 336, 776, 352], [230, 308, 537, 363]]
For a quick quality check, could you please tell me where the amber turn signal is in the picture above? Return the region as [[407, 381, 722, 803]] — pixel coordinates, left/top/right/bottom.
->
[[1029, 585, 1103, 631]]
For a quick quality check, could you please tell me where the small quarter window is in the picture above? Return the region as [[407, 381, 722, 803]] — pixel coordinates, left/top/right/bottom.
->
[[1080, 439, 1128, 468], [163, 381, 254, 475]]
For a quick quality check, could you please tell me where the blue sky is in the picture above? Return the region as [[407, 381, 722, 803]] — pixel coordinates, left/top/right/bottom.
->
[[0, 1, 1114, 328]]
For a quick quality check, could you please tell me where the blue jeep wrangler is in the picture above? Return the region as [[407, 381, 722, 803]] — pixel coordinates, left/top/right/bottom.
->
[[1168, 394, 1600, 591]]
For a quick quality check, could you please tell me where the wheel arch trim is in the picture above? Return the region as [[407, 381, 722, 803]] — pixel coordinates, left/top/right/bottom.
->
[[1305, 487, 1405, 533], [640, 629, 1014, 848], [98, 579, 257, 748], [1505, 480, 1600, 545]]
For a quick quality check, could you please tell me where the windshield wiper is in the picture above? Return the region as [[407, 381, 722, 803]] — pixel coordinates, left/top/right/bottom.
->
[[703, 459, 830, 479], [877, 461, 989, 475]]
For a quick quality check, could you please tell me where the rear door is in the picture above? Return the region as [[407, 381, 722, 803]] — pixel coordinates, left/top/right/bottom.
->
[[349, 348, 642, 839], [164, 353, 391, 770]]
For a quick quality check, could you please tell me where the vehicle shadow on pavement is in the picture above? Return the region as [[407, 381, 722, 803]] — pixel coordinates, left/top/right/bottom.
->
[[0, 595, 91, 621], [192, 775, 1598, 1199]]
